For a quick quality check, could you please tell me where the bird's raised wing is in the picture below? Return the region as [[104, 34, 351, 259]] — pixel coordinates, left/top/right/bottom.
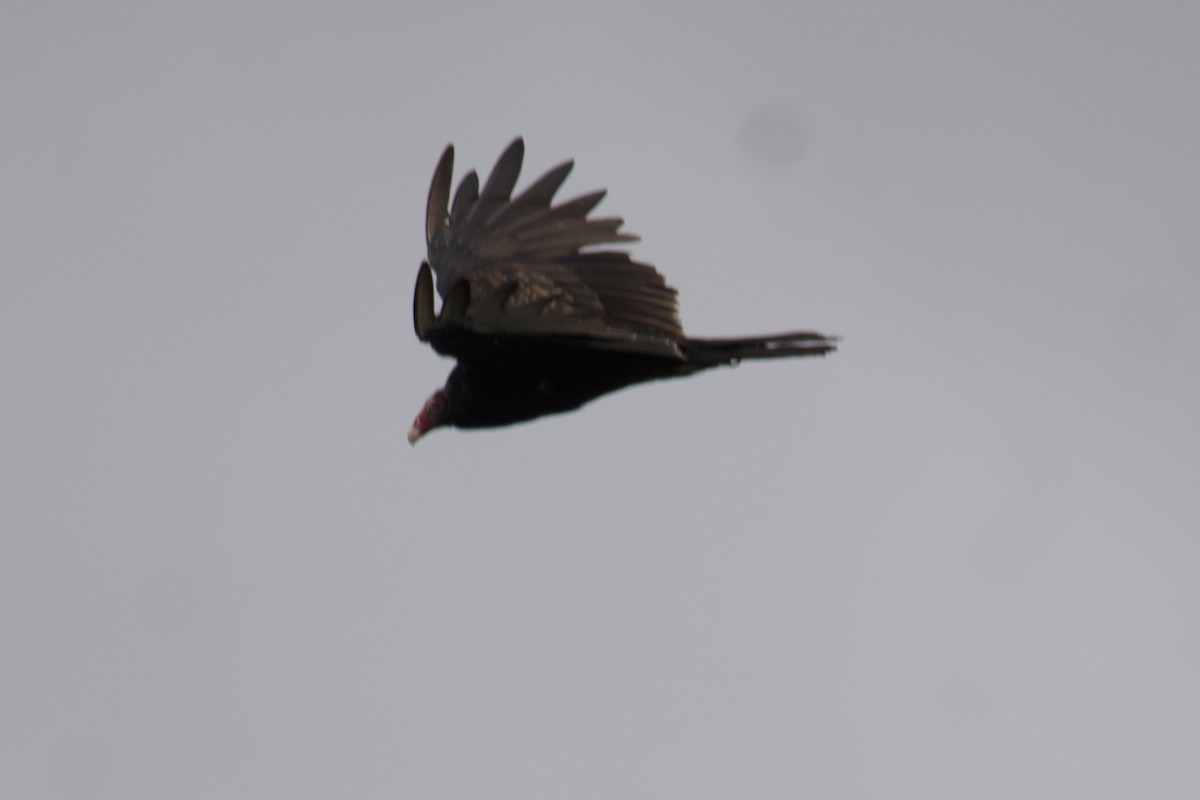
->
[[415, 138, 685, 358]]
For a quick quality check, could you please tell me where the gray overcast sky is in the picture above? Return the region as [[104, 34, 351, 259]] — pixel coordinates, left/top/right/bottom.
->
[[3, 2, 1199, 798]]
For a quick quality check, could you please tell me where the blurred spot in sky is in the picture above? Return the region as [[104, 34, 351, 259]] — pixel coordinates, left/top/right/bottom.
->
[[736, 103, 808, 169]]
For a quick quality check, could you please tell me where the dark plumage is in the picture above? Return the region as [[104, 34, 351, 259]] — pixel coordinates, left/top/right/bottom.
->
[[408, 138, 836, 443]]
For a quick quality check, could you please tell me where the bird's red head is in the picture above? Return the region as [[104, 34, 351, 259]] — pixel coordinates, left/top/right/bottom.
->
[[408, 389, 450, 445]]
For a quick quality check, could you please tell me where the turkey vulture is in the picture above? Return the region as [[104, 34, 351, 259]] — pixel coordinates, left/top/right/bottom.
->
[[408, 138, 836, 444]]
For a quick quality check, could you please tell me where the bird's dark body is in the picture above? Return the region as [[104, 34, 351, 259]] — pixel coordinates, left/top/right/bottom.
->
[[439, 340, 695, 428], [407, 138, 836, 442]]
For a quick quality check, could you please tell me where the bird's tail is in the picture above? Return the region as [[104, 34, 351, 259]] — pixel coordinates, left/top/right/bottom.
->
[[682, 331, 838, 366]]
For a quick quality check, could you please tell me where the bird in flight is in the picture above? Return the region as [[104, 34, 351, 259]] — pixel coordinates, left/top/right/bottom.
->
[[409, 138, 836, 444]]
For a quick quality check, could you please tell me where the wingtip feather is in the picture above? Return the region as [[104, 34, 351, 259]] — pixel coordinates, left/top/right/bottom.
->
[[425, 144, 454, 246]]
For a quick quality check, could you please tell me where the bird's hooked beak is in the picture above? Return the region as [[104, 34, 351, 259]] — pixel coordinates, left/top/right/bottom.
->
[[407, 389, 449, 445], [406, 422, 425, 445]]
